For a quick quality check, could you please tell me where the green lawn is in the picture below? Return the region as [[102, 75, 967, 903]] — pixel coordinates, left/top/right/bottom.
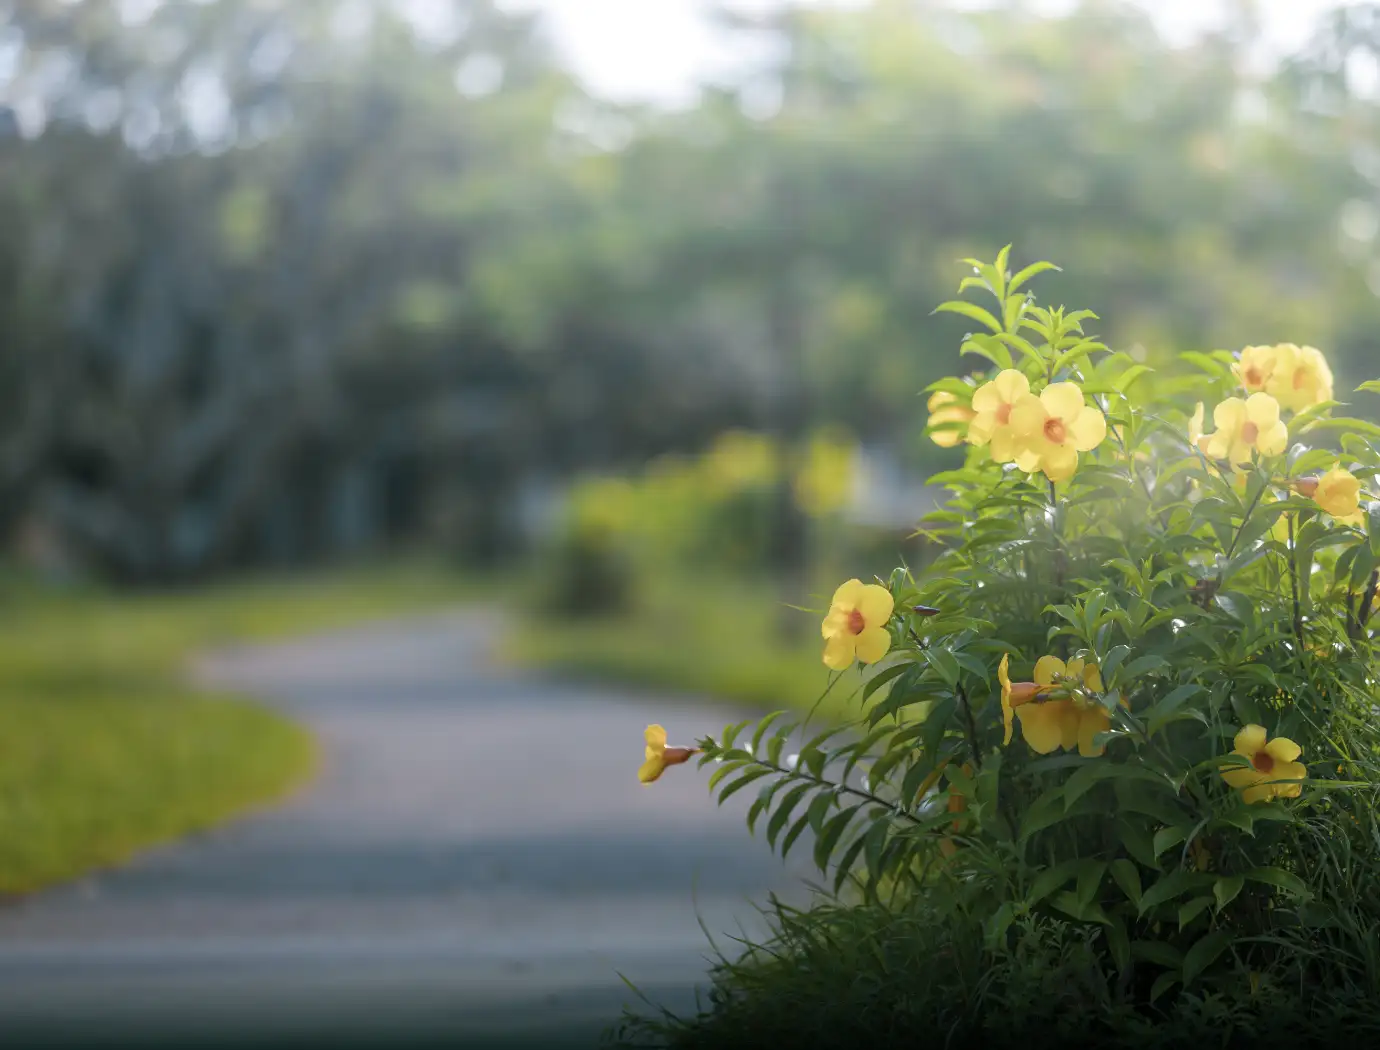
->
[[0, 560, 481, 894], [505, 572, 867, 724]]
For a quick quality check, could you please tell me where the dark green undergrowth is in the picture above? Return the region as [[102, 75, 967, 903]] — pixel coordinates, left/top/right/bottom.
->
[[613, 894, 1380, 1050]]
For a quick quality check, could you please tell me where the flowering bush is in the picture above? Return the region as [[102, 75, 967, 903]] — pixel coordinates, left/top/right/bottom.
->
[[630, 250, 1380, 1042]]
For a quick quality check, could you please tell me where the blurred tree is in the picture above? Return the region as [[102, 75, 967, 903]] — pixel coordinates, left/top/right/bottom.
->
[[1, 0, 1378, 583]]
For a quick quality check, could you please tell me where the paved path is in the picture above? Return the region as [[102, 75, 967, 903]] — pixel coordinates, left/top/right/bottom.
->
[[0, 612, 814, 1046]]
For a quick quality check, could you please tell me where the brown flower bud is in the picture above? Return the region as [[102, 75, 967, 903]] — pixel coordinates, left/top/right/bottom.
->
[[661, 747, 700, 767], [1293, 477, 1320, 498]]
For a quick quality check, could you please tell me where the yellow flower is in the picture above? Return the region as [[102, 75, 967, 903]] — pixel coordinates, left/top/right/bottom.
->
[[998, 653, 1041, 747], [1310, 466, 1364, 524], [1007, 382, 1107, 483], [821, 579, 894, 669], [1200, 394, 1288, 465], [1266, 343, 1333, 412], [1221, 724, 1306, 804], [1233, 345, 1278, 395], [967, 369, 1032, 464], [638, 724, 700, 785], [1188, 402, 1205, 449], [1016, 656, 1121, 758], [926, 391, 975, 448]]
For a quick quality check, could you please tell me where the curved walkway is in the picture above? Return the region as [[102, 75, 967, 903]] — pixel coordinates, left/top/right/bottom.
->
[[0, 611, 813, 1046]]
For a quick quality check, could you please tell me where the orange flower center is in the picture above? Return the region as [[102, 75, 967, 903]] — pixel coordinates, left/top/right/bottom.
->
[[1252, 751, 1275, 775], [847, 608, 866, 635], [996, 403, 1012, 425], [1241, 421, 1259, 444], [1043, 417, 1067, 444], [1293, 367, 1308, 390], [1244, 366, 1262, 387]]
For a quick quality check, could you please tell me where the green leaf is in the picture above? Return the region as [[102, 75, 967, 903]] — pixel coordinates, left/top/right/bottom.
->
[[1076, 860, 1107, 905], [1356, 379, 1380, 395], [766, 783, 813, 848], [923, 647, 961, 687], [1370, 503, 1380, 558], [1152, 825, 1188, 860], [1116, 818, 1161, 870], [985, 902, 1017, 949], [1110, 858, 1143, 907], [831, 827, 870, 895], [780, 811, 813, 861], [1181, 930, 1234, 986], [1027, 860, 1080, 907], [1178, 896, 1213, 930], [1149, 972, 1178, 1004], [750, 711, 792, 756], [1139, 870, 1206, 916], [1146, 684, 1207, 736], [1213, 875, 1245, 912], [814, 804, 864, 873], [717, 767, 774, 805], [1114, 364, 1153, 392], [1244, 867, 1310, 899], [1104, 915, 1131, 973], [934, 300, 1002, 334], [1131, 941, 1183, 969], [1008, 260, 1060, 294]]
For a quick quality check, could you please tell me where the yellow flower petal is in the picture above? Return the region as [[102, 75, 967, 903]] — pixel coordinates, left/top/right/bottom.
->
[[1235, 346, 1277, 393], [1234, 724, 1268, 755], [1222, 765, 1261, 790], [645, 724, 667, 752], [989, 426, 1020, 464], [1007, 393, 1048, 439], [1213, 398, 1246, 432], [1013, 447, 1042, 473], [854, 626, 891, 665], [1264, 736, 1302, 764], [1034, 655, 1066, 687], [1077, 707, 1112, 758], [1188, 402, 1205, 445], [856, 584, 894, 626], [1016, 700, 1072, 754], [999, 654, 1014, 746], [1067, 406, 1107, 452], [1041, 444, 1079, 482], [1241, 782, 1274, 805], [1244, 392, 1281, 431], [1040, 382, 1086, 423], [1258, 421, 1288, 457], [967, 413, 995, 447], [992, 369, 1030, 404], [1083, 663, 1104, 693], [831, 578, 866, 608], [639, 755, 667, 784], [823, 633, 856, 670]]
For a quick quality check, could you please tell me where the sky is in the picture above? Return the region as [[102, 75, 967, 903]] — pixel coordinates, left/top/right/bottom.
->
[[502, 0, 1361, 103]]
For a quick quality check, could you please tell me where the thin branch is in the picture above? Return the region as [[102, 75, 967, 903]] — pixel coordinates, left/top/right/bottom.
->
[[1287, 514, 1305, 651], [955, 681, 984, 772], [1353, 569, 1379, 643]]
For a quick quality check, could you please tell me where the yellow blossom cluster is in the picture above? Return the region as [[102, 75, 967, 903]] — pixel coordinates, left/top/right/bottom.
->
[[928, 369, 1107, 483]]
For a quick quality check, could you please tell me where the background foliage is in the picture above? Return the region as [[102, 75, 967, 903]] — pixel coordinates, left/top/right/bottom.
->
[[5, 0, 1380, 584]]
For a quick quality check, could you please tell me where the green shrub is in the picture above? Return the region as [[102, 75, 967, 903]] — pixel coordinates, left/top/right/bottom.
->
[[619, 248, 1380, 1046]]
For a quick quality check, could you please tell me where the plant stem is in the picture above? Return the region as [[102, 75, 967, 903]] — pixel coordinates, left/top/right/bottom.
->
[[1353, 570, 1379, 643], [1287, 514, 1305, 651], [956, 681, 984, 772], [747, 753, 928, 826], [1223, 477, 1268, 566]]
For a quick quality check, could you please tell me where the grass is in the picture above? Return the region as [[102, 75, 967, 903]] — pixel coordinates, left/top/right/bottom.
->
[[0, 558, 482, 894], [505, 571, 864, 723]]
